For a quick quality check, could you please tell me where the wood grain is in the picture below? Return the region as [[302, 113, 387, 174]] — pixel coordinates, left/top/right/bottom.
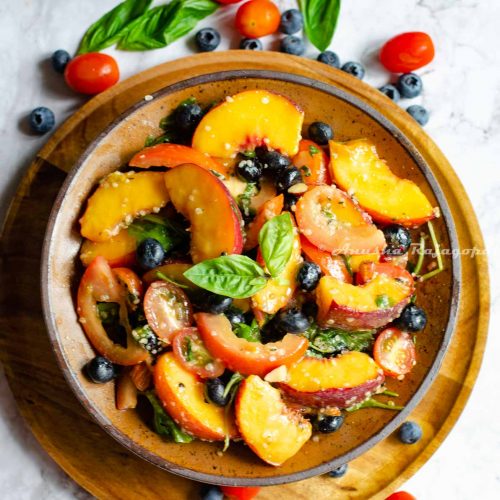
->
[[0, 52, 489, 499]]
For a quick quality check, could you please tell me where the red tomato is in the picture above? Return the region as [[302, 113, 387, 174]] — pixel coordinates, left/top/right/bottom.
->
[[292, 139, 331, 186], [385, 492, 417, 500], [113, 267, 143, 310], [65, 53, 119, 95], [356, 262, 413, 287], [220, 486, 261, 500], [235, 0, 280, 38], [172, 327, 225, 378], [380, 32, 435, 73], [143, 281, 193, 343], [374, 328, 416, 378]]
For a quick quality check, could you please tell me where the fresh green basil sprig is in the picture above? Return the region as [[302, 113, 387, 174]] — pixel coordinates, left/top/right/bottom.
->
[[298, 0, 341, 52]]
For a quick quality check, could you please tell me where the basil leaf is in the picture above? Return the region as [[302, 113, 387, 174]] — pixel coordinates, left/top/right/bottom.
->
[[299, 0, 341, 52], [233, 319, 261, 343], [128, 214, 187, 252], [118, 0, 219, 51], [259, 213, 294, 277], [305, 324, 375, 356], [184, 255, 267, 299], [77, 0, 152, 54]]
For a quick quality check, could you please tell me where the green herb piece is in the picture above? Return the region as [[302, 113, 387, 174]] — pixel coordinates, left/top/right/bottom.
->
[[185, 338, 193, 362], [309, 145, 320, 155], [131, 324, 163, 354], [156, 271, 189, 290], [144, 131, 178, 147], [97, 302, 120, 325], [77, 0, 152, 55], [380, 389, 399, 397], [342, 255, 353, 276], [419, 221, 444, 281], [128, 214, 186, 252], [300, 165, 312, 177], [117, 0, 219, 51], [237, 182, 258, 220], [258, 213, 294, 277], [346, 397, 404, 412], [299, 0, 341, 52], [242, 150, 256, 158], [222, 373, 244, 452], [412, 233, 427, 276], [145, 392, 193, 443], [184, 255, 268, 299], [375, 294, 393, 309], [233, 319, 261, 343], [305, 324, 375, 355]]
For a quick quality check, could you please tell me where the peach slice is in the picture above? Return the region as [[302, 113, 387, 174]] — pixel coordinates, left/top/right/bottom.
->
[[154, 352, 237, 441], [142, 262, 193, 288], [279, 352, 384, 408], [244, 194, 284, 250], [80, 229, 137, 267], [292, 139, 331, 186], [348, 253, 380, 273], [192, 90, 304, 158], [329, 139, 436, 227], [296, 185, 386, 255], [163, 164, 243, 263], [80, 171, 169, 242], [235, 375, 312, 466]]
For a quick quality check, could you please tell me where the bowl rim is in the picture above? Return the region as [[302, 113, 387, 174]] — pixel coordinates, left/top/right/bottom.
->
[[41, 69, 461, 486]]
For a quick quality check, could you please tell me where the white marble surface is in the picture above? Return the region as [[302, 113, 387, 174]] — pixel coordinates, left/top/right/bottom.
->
[[1, 0, 499, 498]]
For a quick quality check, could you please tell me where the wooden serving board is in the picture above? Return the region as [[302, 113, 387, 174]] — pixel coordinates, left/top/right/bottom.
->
[[0, 52, 489, 499]]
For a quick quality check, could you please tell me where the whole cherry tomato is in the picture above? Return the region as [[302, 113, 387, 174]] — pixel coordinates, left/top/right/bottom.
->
[[220, 486, 261, 500], [235, 0, 280, 38], [65, 52, 119, 95], [380, 32, 435, 73], [374, 327, 416, 378], [385, 491, 417, 500]]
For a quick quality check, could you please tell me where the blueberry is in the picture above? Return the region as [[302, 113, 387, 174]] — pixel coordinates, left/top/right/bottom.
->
[[308, 121, 333, 145], [407, 105, 429, 126], [316, 414, 344, 433], [283, 193, 299, 212], [239, 38, 263, 50], [200, 484, 224, 500], [203, 293, 233, 314], [297, 261, 322, 291], [341, 61, 365, 79], [51, 49, 71, 73], [225, 307, 246, 327], [175, 102, 204, 132], [275, 308, 310, 333], [256, 148, 291, 173], [317, 51, 340, 68], [279, 9, 303, 35], [236, 157, 263, 183], [379, 84, 401, 102], [383, 224, 411, 256], [280, 36, 305, 56], [195, 28, 221, 52], [29, 107, 55, 134], [205, 378, 229, 407], [397, 304, 427, 332], [302, 301, 318, 320], [85, 356, 115, 383], [398, 421, 422, 444], [397, 73, 423, 98], [136, 238, 165, 270], [276, 166, 303, 193], [328, 463, 348, 478]]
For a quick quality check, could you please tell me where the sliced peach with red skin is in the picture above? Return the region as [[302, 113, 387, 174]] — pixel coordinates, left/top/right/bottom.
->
[[80, 171, 169, 242], [192, 90, 304, 159], [348, 253, 380, 273], [292, 139, 331, 186], [142, 261, 193, 288], [195, 312, 308, 377], [235, 375, 312, 466], [164, 163, 243, 263], [154, 352, 238, 441], [279, 352, 384, 408], [296, 185, 386, 255], [244, 194, 283, 251], [329, 139, 436, 228], [80, 229, 137, 267], [129, 143, 227, 175]]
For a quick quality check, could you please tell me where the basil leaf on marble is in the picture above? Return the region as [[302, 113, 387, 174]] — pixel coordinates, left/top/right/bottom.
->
[[299, 0, 341, 52]]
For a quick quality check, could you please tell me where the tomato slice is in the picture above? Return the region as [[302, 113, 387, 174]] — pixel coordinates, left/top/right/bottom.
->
[[385, 492, 417, 500], [373, 328, 416, 378], [76, 256, 148, 365], [292, 139, 331, 186], [113, 267, 143, 310], [172, 327, 225, 378], [143, 281, 193, 343], [380, 252, 409, 269], [195, 312, 309, 377], [220, 486, 261, 500], [356, 262, 413, 287]]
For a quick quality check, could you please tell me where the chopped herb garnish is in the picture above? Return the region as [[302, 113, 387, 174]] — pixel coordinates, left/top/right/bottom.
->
[[300, 165, 312, 177], [375, 294, 393, 309], [222, 373, 244, 452], [236, 182, 258, 220], [309, 145, 320, 155], [304, 324, 375, 356], [342, 255, 353, 276], [346, 397, 404, 412], [233, 319, 261, 343]]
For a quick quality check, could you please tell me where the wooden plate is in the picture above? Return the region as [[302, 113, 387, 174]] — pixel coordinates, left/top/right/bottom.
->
[[0, 52, 489, 499]]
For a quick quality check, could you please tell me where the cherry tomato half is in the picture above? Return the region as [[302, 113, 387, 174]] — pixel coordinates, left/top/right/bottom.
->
[[292, 139, 331, 186], [235, 0, 280, 38], [113, 267, 143, 311], [385, 491, 417, 500], [172, 327, 225, 378], [65, 52, 119, 95], [220, 486, 261, 500], [380, 32, 435, 73], [374, 327, 416, 378]]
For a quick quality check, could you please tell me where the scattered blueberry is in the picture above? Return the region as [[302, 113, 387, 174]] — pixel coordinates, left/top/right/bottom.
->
[[29, 107, 55, 134], [51, 49, 71, 73], [379, 84, 401, 102], [308, 121, 333, 145], [316, 414, 344, 434], [280, 35, 305, 56], [85, 356, 115, 383], [175, 102, 204, 132], [407, 105, 429, 126], [195, 28, 221, 52], [136, 238, 165, 270], [205, 378, 229, 407], [398, 421, 422, 444], [297, 261, 322, 291], [239, 38, 263, 50], [341, 61, 365, 79], [317, 51, 340, 68], [328, 463, 348, 478], [275, 308, 310, 333], [383, 224, 411, 256], [225, 307, 246, 328], [276, 166, 303, 193], [279, 9, 303, 35], [256, 148, 291, 173], [200, 484, 224, 500], [283, 193, 299, 212], [203, 293, 233, 314], [302, 301, 318, 320], [397, 73, 423, 98], [397, 304, 427, 332], [236, 157, 263, 183]]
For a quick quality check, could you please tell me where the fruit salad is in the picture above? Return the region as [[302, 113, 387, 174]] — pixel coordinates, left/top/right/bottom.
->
[[76, 89, 441, 466]]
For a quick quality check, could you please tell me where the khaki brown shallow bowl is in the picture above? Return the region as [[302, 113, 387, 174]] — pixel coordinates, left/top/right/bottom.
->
[[41, 70, 460, 486]]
